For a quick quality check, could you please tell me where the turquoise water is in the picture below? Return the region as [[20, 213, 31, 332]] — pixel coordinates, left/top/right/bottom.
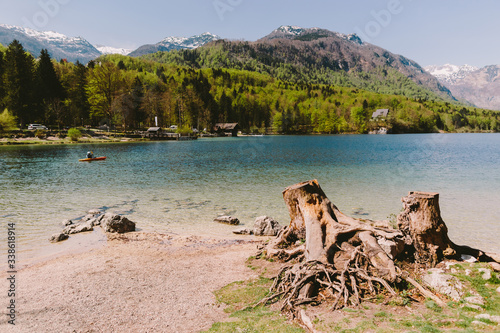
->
[[1, 134, 499, 263]]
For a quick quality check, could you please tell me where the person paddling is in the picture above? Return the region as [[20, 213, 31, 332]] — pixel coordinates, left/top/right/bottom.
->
[[86, 151, 94, 159]]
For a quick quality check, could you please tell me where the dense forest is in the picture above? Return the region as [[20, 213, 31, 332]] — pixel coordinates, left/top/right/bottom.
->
[[0, 40, 499, 135]]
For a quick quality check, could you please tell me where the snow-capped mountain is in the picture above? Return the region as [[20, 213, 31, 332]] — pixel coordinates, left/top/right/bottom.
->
[[0, 24, 101, 63], [263, 25, 363, 45], [424, 64, 478, 85], [426, 63, 500, 110], [128, 32, 220, 57], [0, 24, 219, 61], [96, 45, 132, 56]]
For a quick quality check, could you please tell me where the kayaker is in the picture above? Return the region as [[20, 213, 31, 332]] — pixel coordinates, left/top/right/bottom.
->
[[86, 151, 94, 159]]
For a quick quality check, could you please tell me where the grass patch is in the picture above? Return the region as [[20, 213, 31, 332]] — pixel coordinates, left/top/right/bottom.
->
[[206, 275, 304, 332], [206, 306, 304, 333], [214, 276, 271, 313]]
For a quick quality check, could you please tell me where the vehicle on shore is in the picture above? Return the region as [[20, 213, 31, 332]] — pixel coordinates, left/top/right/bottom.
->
[[28, 124, 48, 130]]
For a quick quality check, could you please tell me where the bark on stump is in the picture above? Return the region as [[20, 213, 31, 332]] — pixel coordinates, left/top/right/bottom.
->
[[398, 191, 496, 266], [397, 191, 455, 266]]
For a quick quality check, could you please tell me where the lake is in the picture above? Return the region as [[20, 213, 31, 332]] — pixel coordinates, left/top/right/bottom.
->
[[1, 133, 499, 265]]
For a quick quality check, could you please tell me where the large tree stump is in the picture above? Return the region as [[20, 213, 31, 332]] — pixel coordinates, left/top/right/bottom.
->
[[397, 191, 496, 266], [397, 192, 455, 266], [259, 180, 499, 322]]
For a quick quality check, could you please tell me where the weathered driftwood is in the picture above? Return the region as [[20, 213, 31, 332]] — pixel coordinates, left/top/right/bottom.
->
[[258, 180, 498, 321]]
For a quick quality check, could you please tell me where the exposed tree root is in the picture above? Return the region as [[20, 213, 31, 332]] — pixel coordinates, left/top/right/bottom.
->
[[257, 180, 499, 331]]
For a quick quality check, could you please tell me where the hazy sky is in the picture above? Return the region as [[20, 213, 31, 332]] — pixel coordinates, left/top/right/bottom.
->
[[0, 0, 498, 67]]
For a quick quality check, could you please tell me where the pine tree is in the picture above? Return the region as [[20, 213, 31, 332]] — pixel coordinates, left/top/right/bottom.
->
[[35, 49, 66, 125], [0, 50, 6, 109], [68, 61, 91, 125], [4, 40, 36, 128]]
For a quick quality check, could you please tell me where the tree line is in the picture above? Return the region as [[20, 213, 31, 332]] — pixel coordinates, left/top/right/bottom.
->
[[0, 40, 499, 135]]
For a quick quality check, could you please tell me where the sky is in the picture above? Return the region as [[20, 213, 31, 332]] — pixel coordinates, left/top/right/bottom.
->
[[0, 0, 499, 67]]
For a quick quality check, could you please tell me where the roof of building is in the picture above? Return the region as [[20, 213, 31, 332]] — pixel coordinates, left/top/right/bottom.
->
[[372, 109, 389, 118], [215, 123, 239, 130]]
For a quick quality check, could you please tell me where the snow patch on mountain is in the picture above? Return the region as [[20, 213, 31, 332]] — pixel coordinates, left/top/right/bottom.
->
[[158, 32, 220, 49], [425, 64, 478, 84], [0, 23, 100, 63], [269, 25, 363, 45], [96, 45, 132, 56], [128, 32, 220, 57]]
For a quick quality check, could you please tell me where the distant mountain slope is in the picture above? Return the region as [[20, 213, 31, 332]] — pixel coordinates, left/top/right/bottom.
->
[[426, 64, 500, 110], [128, 32, 220, 57], [0, 24, 100, 63], [425, 64, 478, 84], [142, 25, 455, 102]]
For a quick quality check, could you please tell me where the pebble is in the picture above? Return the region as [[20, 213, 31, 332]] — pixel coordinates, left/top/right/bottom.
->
[[464, 296, 485, 306], [489, 262, 500, 272], [471, 320, 488, 326], [478, 268, 492, 280], [475, 314, 500, 323], [461, 254, 477, 263], [462, 303, 483, 311]]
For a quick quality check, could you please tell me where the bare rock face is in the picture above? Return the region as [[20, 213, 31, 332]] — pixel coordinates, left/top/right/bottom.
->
[[253, 216, 282, 236], [214, 215, 240, 225], [99, 213, 136, 233]]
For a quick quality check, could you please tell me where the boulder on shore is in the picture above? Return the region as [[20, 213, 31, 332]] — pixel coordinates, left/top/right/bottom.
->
[[49, 232, 69, 243], [62, 219, 95, 235], [253, 216, 282, 236], [233, 228, 253, 235], [99, 213, 136, 233], [214, 215, 240, 225]]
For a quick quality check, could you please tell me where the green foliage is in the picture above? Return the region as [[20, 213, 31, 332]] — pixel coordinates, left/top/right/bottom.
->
[[67, 128, 82, 141], [175, 125, 193, 135], [34, 129, 46, 139], [0, 40, 499, 135], [0, 108, 17, 133]]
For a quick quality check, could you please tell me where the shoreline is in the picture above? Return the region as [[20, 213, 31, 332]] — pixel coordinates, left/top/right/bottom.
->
[[0, 231, 263, 332], [1, 131, 498, 146]]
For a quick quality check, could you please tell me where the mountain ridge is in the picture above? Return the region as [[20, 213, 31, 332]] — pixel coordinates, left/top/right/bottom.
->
[[0, 24, 220, 62], [139, 25, 454, 102], [128, 32, 220, 57], [0, 24, 100, 63]]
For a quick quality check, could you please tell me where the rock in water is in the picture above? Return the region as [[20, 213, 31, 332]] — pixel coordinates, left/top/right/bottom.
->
[[99, 213, 136, 233], [214, 215, 240, 225], [61, 219, 73, 227], [62, 219, 95, 235], [49, 233, 69, 243], [253, 216, 282, 236]]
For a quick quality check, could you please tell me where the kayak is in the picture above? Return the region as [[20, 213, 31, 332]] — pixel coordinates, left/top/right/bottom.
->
[[79, 156, 107, 162]]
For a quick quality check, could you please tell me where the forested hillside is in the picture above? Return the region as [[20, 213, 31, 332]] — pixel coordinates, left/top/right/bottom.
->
[[141, 33, 454, 103], [0, 40, 499, 135]]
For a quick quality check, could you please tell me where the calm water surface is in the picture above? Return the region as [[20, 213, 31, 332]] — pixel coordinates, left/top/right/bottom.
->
[[1, 134, 499, 264]]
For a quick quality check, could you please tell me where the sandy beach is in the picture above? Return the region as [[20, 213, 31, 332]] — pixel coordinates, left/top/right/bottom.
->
[[1, 232, 262, 333]]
